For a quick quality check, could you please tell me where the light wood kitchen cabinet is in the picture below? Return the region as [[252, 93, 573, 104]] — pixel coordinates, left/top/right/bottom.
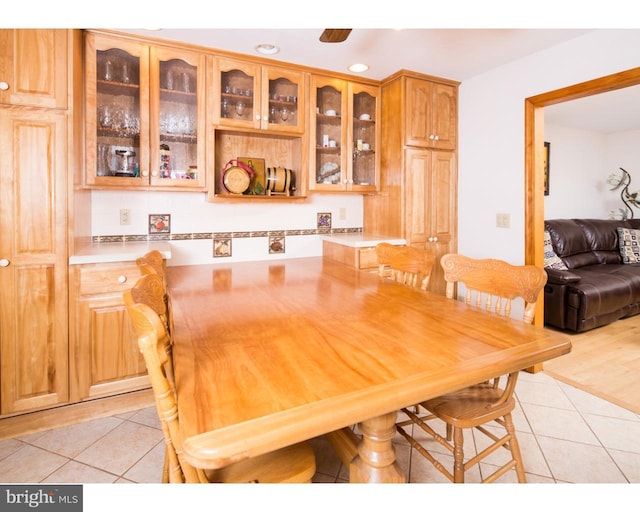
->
[[0, 29, 68, 109], [403, 149, 457, 293], [0, 107, 69, 415], [211, 56, 307, 134], [363, 71, 459, 295], [405, 76, 457, 150], [84, 31, 206, 190], [69, 262, 149, 402], [309, 75, 380, 192]]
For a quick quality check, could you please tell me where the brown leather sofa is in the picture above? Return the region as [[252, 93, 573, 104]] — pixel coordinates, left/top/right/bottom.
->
[[544, 218, 640, 332]]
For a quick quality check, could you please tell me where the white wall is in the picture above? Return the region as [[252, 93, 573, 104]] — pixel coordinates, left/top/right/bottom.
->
[[605, 130, 640, 219], [543, 125, 640, 220], [543, 124, 609, 219], [458, 29, 640, 264]]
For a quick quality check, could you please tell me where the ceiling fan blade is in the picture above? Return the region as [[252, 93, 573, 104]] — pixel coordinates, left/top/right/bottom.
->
[[320, 29, 352, 43]]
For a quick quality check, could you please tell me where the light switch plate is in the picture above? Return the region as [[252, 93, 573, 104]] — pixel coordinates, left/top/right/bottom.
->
[[120, 209, 131, 225], [496, 213, 510, 228]]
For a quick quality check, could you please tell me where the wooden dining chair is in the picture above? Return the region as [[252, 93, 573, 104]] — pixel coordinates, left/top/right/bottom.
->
[[375, 243, 436, 291], [136, 249, 166, 285], [133, 251, 174, 339], [125, 301, 317, 483], [395, 253, 547, 483], [123, 272, 177, 482]]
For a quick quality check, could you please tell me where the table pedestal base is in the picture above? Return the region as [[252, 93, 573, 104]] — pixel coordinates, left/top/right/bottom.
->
[[349, 411, 406, 483]]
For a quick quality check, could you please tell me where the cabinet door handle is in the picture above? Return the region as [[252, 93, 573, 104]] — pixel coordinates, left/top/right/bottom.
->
[[429, 134, 435, 140], [255, 114, 261, 120], [0, 82, 9, 91], [0, 258, 10, 267], [117, 275, 127, 283], [434, 135, 440, 141]]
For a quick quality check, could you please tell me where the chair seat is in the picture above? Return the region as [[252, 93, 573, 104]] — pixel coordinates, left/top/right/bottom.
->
[[421, 383, 516, 428], [205, 442, 316, 483]]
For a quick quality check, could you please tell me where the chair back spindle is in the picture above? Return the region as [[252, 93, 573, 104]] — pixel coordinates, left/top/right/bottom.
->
[[376, 243, 436, 291], [441, 253, 547, 324]]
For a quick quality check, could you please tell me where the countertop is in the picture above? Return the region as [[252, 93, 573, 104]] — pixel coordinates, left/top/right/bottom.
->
[[320, 233, 406, 248], [69, 241, 172, 265]]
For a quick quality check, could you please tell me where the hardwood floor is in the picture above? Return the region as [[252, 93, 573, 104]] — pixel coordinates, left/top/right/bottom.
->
[[543, 314, 640, 414]]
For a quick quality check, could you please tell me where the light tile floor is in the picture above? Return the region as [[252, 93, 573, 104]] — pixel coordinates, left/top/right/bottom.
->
[[1, 370, 639, 484]]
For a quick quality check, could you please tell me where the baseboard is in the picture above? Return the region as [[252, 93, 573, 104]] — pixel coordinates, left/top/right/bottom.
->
[[0, 389, 155, 441]]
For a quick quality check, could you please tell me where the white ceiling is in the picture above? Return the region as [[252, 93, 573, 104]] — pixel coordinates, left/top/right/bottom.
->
[[119, 28, 639, 134], [544, 84, 640, 133], [123, 28, 592, 82]]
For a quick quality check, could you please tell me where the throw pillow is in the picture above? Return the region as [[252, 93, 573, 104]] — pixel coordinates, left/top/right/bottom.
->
[[544, 230, 568, 270], [617, 227, 640, 264]]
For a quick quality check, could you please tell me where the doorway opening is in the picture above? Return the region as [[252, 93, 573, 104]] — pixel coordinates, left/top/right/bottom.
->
[[523, 67, 640, 326]]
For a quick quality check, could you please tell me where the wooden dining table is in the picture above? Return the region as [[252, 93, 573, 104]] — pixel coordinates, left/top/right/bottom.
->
[[167, 256, 571, 483]]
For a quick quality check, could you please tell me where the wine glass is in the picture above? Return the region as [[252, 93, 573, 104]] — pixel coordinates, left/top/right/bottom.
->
[[103, 59, 113, 81]]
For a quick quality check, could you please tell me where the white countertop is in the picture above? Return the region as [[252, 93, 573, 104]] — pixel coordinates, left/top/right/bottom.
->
[[69, 241, 172, 265], [321, 233, 406, 248]]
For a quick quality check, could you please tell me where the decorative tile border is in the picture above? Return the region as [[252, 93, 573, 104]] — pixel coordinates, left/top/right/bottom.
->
[[91, 226, 362, 244]]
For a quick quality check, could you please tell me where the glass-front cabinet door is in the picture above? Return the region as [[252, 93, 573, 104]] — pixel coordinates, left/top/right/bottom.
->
[[85, 33, 206, 190], [213, 57, 259, 130], [310, 76, 347, 191], [310, 76, 379, 192], [150, 46, 206, 188], [85, 34, 149, 187], [349, 82, 380, 192], [261, 66, 305, 133], [213, 57, 305, 133]]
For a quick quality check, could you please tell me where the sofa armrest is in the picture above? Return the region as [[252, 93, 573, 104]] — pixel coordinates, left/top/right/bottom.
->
[[544, 268, 581, 285]]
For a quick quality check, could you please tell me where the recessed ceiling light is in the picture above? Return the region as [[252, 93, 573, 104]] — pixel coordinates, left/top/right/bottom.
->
[[255, 43, 280, 55], [348, 63, 369, 73]]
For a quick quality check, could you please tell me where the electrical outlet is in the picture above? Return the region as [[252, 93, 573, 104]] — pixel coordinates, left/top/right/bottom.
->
[[339, 207, 347, 220], [120, 209, 131, 225], [496, 213, 511, 228]]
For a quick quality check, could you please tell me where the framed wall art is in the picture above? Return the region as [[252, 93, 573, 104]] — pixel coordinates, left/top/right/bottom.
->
[[544, 141, 551, 196]]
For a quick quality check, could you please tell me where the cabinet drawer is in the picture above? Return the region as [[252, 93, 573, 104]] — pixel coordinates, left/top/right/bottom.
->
[[79, 263, 141, 296], [358, 247, 379, 269]]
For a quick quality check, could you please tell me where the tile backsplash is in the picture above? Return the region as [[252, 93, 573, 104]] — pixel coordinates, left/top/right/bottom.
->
[[90, 190, 364, 264]]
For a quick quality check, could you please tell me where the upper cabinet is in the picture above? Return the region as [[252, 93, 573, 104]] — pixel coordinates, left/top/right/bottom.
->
[[207, 56, 309, 200], [405, 77, 457, 150], [211, 57, 306, 134], [0, 29, 68, 109], [310, 75, 380, 192], [84, 32, 206, 190]]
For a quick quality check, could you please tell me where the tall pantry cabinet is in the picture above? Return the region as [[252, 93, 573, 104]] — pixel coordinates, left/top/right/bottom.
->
[[363, 70, 459, 295], [0, 30, 74, 415]]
